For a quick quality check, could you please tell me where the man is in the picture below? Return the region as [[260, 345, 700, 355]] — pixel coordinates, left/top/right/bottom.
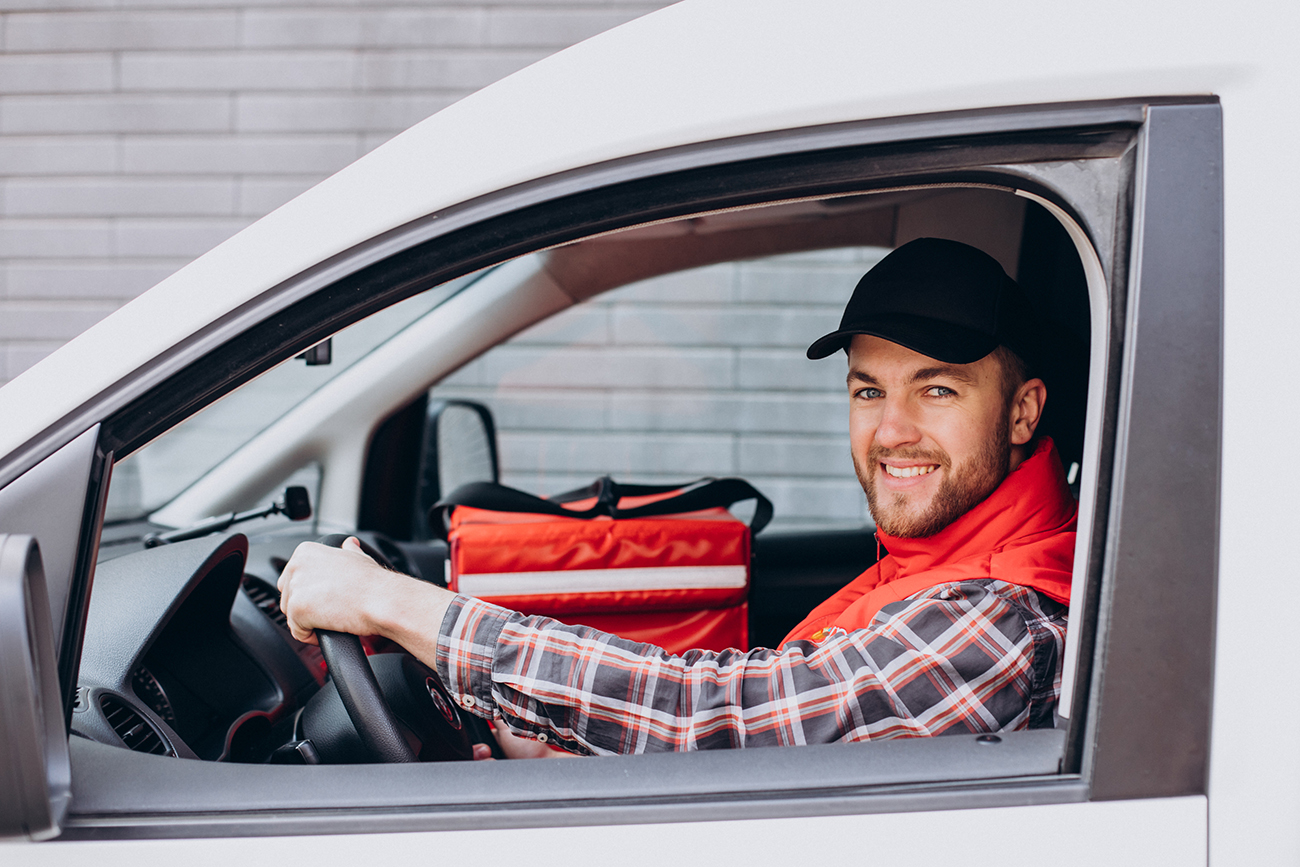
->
[[278, 237, 1076, 755]]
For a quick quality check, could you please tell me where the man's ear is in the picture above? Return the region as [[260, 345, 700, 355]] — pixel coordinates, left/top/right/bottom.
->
[[1009, 378, 1047, 446]]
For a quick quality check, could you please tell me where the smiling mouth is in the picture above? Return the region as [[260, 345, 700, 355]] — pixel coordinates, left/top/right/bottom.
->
[[883, 464, 938, 479]]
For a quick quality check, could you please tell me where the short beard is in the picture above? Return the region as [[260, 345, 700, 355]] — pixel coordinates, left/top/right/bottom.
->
[[855, 422, 1012, 538]]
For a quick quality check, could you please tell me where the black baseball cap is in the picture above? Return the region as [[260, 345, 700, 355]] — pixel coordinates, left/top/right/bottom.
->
[[805, 237, 1041, 369]]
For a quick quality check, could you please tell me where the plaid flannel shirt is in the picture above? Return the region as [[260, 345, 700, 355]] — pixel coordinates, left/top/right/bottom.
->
[[435, 579, 1067, 755]]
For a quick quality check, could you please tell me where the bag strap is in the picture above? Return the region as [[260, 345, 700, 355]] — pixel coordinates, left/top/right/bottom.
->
[[429, 476, 773, 540], [548, 476, 683, 504], [612, 478, 773, 534]]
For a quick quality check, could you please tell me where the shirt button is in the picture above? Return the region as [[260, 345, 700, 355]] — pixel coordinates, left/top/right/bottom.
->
[[460, 694, 476, 709], [536, 732, 549, 744]]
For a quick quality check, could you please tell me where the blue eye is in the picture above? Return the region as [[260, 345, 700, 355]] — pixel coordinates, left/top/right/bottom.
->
[[854, 387, 883, 400], [926, 386, 956, 397]]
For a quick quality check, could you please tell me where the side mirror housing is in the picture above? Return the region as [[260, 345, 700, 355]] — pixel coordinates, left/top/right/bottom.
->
[[0, 535, 71, 841], [414, 400, 499, 540]]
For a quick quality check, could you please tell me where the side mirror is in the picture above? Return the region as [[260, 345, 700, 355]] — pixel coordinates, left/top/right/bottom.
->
[[0, 536, 71, 841], [413, 400, 499, 540]]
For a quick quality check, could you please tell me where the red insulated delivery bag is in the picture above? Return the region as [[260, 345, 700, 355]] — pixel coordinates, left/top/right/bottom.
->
[[429, 476, 772, 654]]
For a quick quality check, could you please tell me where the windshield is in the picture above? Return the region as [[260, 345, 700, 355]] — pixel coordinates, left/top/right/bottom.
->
[[104, 271, 486, 523]]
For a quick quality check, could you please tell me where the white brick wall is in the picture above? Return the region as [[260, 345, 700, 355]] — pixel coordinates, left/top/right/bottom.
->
[[0, 0, 668, 383]]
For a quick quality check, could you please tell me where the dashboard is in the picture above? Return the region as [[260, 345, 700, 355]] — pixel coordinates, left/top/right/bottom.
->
[[77, 527, 479, 764], [75, 534, 324, 762]]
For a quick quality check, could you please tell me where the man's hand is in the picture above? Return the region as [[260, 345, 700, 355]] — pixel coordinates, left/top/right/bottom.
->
[[276, 537, 392, 644], [280, 538, 574, 758], [471, 719, 576, 761], [277, 537, 454, 668]]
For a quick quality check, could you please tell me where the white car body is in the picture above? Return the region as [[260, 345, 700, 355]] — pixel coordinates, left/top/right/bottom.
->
[[0, 0, 1295, 863]]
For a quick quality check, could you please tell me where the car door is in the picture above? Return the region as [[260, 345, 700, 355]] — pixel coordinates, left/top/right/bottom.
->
[[0, 91, 1221, 864]]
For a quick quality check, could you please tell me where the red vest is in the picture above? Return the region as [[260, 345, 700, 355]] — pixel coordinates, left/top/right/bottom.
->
[[782, 437, 1076, 645]]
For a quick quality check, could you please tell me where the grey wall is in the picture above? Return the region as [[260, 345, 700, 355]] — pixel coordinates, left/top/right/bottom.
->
[[432, 248, 886, 531], [0, 0, 669, 386]]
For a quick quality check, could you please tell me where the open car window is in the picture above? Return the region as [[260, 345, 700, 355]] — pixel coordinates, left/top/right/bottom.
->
[[84, 183, 1098, 785]]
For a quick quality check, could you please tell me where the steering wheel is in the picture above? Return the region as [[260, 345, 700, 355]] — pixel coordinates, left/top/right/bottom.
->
[[312, 534, 419, 763]]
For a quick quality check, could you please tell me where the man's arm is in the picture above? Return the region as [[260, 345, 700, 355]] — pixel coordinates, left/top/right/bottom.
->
[[279, 540, 1058, 755], [437, 582, 1052, 754]]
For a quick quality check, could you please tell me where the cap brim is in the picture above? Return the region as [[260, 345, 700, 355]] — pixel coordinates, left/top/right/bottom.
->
[[805, 314, 998, 364]]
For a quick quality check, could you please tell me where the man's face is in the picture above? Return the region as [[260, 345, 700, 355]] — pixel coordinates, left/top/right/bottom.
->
[[847, 335, 1035, 538]]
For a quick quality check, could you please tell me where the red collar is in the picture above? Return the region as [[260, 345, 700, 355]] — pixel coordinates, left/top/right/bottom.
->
[[874, 437, 1076, 579], [780, 437, 1077, 646]]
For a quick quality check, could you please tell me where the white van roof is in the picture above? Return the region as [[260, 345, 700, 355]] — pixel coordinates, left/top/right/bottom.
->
[[0, 0, 1278, 461]]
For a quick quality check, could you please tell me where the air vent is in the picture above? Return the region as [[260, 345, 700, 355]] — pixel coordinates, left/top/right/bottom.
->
[[242, 575, 289, 628], [99, 694, 172, 756]]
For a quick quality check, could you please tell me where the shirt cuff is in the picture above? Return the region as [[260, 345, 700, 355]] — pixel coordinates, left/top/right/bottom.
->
[[435, 594, 512, 719]]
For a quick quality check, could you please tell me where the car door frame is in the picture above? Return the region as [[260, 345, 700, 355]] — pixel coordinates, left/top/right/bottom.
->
[[0, 97, 1221, 840]]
